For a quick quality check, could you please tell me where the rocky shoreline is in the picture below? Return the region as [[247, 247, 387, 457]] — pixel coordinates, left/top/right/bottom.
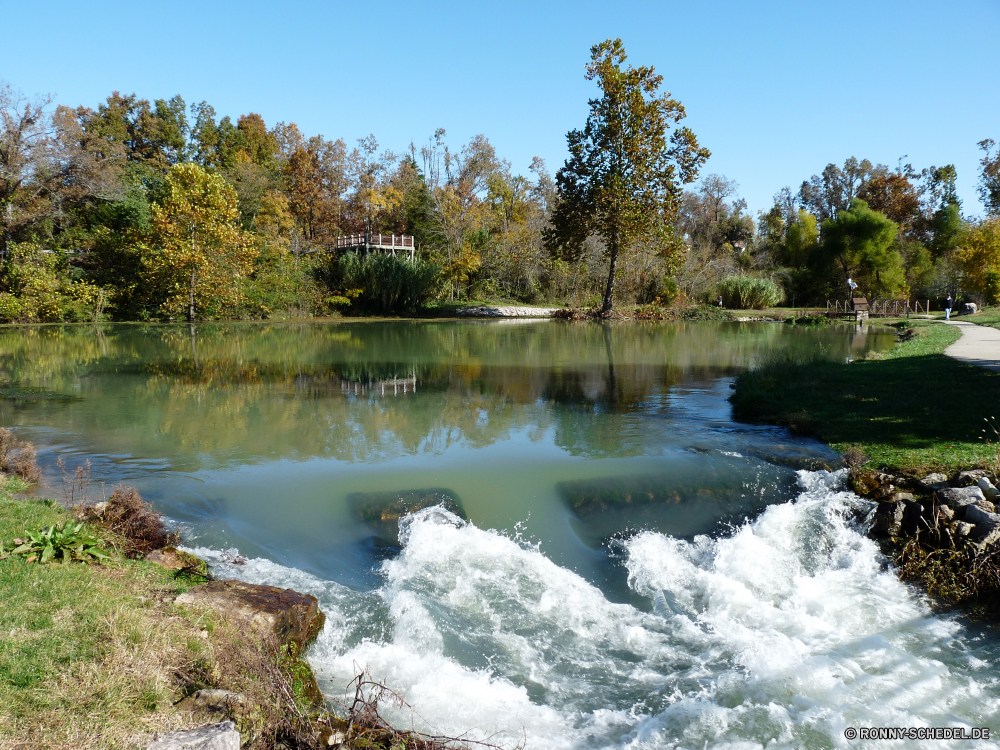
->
[[851, 467, 1000, 616]]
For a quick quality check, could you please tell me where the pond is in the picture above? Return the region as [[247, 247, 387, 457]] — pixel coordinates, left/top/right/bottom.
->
[[5, 320, 998, 749]]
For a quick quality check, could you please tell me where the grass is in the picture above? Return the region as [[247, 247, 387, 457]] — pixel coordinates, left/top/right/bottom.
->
[[0, 486, 322, 749], [730, 322, 1000, 475]]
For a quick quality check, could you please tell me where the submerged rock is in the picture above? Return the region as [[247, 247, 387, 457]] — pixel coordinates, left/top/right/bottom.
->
[[175, 580, 324, 651], [348, 488, 465, 546], [558, 470, 796, 540], [147, 721, 239, 750]]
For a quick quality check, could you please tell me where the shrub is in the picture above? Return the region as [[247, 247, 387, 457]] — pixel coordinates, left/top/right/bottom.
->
[[717, 274, 784, 310], [85, 486, 177, 557], [335, 252, 440, 314], [0, 429, 41, 483]]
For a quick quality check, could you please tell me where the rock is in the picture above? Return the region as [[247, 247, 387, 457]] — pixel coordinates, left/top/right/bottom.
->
[[900, 499, 925, 535], [937, 504, 955, 521], [347, 488, 466, 546], [147, 720, 239, 750], [938, 486, 987, 508], [873, 500, 905, 537], [963, 505, 1000, 547], [145, 546, 204, 572], [961, 302, 978, 316], [954, 521, 975, 537], [176, 689, 246, 714], [891, 491, 915, 502], [176, 580, 325, 651], [919, 473, 950, 491], [978, 477, 999, 501], [957, 469, 987, 485]]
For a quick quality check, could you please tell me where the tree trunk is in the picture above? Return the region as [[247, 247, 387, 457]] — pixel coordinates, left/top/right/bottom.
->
[[188, 268, 196, 323], [601, 230, 620, 314]]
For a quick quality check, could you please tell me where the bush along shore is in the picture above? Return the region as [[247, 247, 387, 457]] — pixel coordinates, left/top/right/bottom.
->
[[0, 434, 480, 750], [730, 320, 1000, 618]]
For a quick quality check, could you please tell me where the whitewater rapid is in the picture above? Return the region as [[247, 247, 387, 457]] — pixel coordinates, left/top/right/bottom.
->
[[189, 471, 1000, 749]]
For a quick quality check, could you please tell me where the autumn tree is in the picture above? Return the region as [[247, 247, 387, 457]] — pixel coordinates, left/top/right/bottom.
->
[[956, 218, 1000, 302], [979, 139, 1000, 216], [548, 38, 709, 313], [142, 163, 255, 321]]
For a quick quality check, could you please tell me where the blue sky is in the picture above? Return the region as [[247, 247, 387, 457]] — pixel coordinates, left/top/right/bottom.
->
[[4, 0, 997, 215]]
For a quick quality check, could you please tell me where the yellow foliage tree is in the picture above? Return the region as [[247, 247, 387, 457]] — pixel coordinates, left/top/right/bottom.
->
[[955, 218, 1000, 296], [142, 163, 256, 321]]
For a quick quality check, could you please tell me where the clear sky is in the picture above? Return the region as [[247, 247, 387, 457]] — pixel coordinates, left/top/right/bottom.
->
[[4, 0, 997, 216]]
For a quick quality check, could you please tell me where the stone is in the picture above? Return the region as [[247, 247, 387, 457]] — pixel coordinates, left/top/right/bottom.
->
[[963, 505, 1000, 547], [937, 504, 955, 521], [177, 689, 246, 714], [891, 491, 915, 502], [347, 488, 466, 546], [900, 499, 925, 535], [873, 500, 905, 537], [938, 486, 987, 508], [954, 521, 975, 537], [145, 546, 204, 572], [957, 469, 987, 485], [919, 473, 949, 491], [176, 580, 324, 651], [961, 302, 978, 316], [978, 477, 999, 501], [146, 720, 239, 750]]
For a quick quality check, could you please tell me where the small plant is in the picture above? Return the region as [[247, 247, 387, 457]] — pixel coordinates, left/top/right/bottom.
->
[[1, 521, 110, 564]]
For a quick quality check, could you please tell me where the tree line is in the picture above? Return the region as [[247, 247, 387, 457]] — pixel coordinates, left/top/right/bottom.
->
[[1, 41, 998, 321]]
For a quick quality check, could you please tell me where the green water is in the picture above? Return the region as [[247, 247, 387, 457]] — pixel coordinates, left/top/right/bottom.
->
[[1, 319, 894, 591]]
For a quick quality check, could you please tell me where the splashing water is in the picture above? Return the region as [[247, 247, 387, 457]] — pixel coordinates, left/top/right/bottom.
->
[[191, 471, 1000, 749]]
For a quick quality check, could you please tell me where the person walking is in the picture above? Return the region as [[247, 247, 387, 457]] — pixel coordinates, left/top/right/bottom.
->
[[944, 294, 953, 320]]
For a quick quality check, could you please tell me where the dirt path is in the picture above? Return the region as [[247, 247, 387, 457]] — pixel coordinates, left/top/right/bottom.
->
[[943, 320, 1000, 372]]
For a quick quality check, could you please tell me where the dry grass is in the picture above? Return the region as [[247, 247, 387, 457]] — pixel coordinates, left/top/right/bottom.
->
[[80, 487, 178, 559], [0, 428, 41, 484]]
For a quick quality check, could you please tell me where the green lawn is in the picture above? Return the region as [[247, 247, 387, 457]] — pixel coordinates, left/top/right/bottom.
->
[[730, 322, 1000, 475]]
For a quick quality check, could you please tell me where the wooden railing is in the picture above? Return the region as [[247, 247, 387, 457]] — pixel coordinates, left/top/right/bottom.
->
[[826, 299, 932, 317], [335, 234, 415, 250]]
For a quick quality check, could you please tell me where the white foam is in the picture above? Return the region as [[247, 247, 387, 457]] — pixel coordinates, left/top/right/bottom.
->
[[187, 472, 1000, 749]]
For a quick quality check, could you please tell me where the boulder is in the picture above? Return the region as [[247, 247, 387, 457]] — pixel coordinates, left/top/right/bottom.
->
[[961, 302, 978, 316], [175, 580, 324, 651], [953, 521, 975, 537], [963, 505, 1000, 547], [978, 477, 999, 501], [937, 486, 986, 508], [891, 491, 915, 503], [957, 470, 987, 486], [919, 473, 950, 491], [347, 488, 465, 546], [147, 721, 239, 750], [145, 546, 204, 572], [872, 500, 905, 537]]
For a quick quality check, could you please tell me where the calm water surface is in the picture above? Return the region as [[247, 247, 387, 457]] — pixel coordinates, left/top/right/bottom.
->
[[7, 320, 999, 749]]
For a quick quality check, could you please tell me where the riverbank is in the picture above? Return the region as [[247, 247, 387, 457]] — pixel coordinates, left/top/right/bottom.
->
[[0, 475, 331, 749], [730, 321, 998, 475]]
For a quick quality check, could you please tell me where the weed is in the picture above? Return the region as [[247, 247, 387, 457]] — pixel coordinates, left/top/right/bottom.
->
[[1, 521, 110, 564], [83, 486, 177, 558], [0, 428, 42, 483]]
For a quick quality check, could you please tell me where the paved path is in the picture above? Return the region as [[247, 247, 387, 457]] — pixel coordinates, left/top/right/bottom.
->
[[943, 320, 1000, 371]]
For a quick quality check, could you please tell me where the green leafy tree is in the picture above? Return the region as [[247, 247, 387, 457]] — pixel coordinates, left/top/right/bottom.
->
[[141, 163, 255, 321], [821, 199, 905, 299], [548, 38, 709, 313]]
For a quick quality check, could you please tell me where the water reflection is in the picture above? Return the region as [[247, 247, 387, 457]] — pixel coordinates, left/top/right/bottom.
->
[[0, 320, 894, 470]]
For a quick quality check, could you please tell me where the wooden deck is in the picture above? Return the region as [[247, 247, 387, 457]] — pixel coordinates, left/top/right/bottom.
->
[[336, 233, 416, 260]]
